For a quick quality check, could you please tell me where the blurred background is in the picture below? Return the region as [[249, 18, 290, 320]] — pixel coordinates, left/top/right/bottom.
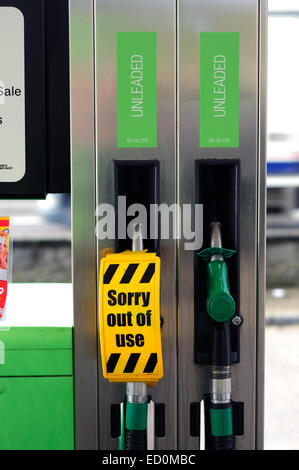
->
[[1, 195, 71, 283], [265, 0, 299, 449], [1, 0, 299, 450]]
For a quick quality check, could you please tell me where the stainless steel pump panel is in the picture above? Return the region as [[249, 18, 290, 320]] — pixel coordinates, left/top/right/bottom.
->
[[178, 0, 266, 450], [95, 0, 177, 450], [70, 0, 266, 450]]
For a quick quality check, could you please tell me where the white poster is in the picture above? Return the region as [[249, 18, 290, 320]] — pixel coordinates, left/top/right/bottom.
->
[[0, 7, 25, 182]]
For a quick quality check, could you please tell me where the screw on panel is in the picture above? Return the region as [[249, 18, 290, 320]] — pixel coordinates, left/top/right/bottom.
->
[[232, 316, 242, 326]]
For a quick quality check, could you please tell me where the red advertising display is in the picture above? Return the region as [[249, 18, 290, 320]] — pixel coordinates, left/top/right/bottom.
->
[[0, 217, 9, 320]]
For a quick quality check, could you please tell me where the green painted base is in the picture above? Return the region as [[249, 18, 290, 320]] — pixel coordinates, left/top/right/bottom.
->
[[0, 376, 74, 450]]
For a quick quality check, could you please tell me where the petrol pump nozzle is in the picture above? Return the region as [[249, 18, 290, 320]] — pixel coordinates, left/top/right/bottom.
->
[[122, 223, 149, 450], [126, 224, 148, 407], [206, 223, 235, 323], [210, 222, 223, 256], [132, 222, 144, 252], [198, 222, 235, 450], [100, 222, 162, 450], [198, 221, 235, 263]]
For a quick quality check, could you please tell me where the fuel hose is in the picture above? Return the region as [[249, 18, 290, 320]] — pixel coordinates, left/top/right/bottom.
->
[[199, 222, 236, 450]]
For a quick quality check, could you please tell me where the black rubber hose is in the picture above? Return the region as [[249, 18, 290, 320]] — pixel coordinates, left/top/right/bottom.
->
[[210, 320, 231, 367], [125, 429, 147, 450]]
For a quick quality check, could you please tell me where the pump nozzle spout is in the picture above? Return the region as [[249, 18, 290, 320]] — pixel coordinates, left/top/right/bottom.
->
[[210, 222, 222, 248], [210, 222, 224, 262], [132, 223, 144, 252]]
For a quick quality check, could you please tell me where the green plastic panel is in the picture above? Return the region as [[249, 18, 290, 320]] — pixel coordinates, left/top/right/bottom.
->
[[0, 376, 74, 450], [0, 327, 72, 350], [0, 349, 73, 377], [0, 327, 73, 376]]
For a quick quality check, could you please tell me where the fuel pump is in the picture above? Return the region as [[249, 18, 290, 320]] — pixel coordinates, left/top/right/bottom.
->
[[198, 222, 236, 450], [121, 224, 149, 450], [99, 224, 163, 450], [70, 0, 266, 451]]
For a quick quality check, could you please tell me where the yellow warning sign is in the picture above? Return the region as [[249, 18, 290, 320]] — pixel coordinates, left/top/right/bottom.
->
[[99, 250, 163, 385]]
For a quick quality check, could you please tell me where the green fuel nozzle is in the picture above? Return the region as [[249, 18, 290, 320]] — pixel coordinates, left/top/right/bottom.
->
[[198, 222, 236, 323], [198, 222, 236, 450], [199, 222, 236, 323]]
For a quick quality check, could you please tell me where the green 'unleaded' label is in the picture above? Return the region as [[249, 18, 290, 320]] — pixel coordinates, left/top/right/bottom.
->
[[200, 32, 239, 148], [117, 32, 157, 148]]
